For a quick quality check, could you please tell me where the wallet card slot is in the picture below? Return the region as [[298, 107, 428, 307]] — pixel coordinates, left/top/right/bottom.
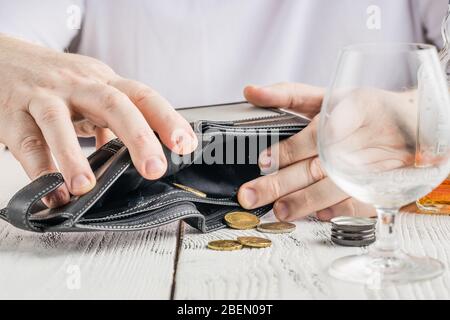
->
[[80, 190, 237, 223], [74, 202, 203, 231]]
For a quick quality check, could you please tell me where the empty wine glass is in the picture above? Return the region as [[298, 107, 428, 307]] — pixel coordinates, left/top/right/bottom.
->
[[318, 43, 450, 286]]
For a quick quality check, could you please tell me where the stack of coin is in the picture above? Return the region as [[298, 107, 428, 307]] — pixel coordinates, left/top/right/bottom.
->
[[330, 216, 377, 247]]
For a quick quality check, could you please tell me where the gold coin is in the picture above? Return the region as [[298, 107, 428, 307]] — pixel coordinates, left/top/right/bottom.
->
[[257, 222, 296, 234], [237, 237, 272, 248], [224, 211, 260, 230], [172, 183, 207, 198], [207, 240, 243, 251]]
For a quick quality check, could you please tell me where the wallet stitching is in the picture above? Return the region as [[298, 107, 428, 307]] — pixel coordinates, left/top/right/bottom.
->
[[7, 173, 62, 207], [205, 124, 305, 131], [22, 178, 63, 231], [80, 190, 186, 222], [82, 194, 237, 223], [69, 162, 129, 221], [79, 209, 201, 230], [6, 173, 62, 230], [87, 140, 117, 161]]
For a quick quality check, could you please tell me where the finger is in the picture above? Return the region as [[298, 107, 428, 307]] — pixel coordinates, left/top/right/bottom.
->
[[258, 116, 319, 170], [28, 95, 96, 196], [5, 111, 70, 208], [273, 178, 349, 222], [244, 83, 324, 118], [110, 78, 198, 155], [95, 127, 116, 149], [342, 147, 412, 172], [238, 157, 325, 209], [70, 83, 167, 180], [316, 198, 377, 221], [73, 120, 97, 138]]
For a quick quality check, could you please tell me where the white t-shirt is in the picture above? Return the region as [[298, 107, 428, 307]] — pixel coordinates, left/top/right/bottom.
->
[[0, 0, 447, 107]]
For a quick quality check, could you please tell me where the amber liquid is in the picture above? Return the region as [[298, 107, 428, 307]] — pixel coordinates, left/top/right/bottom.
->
[[417, 176, 450, 214]]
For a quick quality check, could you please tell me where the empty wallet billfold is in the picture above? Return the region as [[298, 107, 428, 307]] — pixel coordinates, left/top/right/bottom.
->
[[0, 102, 309, 233]]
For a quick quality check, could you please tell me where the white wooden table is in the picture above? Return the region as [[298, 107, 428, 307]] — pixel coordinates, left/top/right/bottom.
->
[[1, 146, 450, 300]]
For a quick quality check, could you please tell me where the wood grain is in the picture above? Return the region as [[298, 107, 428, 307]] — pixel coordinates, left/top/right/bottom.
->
[[0, 148, 178, 299], [173, 210, 450, 300], [2, 146, 450, 299]]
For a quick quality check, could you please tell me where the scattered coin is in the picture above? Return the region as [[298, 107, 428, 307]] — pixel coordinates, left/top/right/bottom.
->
[[237, 236, 272, 248], [224, 211, 260, 230], [257, 222, 296, 234], [207, 240, 243, 251]]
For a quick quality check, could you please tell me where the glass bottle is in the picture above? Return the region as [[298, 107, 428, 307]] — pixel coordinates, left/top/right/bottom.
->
[[416, 2, 450, 214]]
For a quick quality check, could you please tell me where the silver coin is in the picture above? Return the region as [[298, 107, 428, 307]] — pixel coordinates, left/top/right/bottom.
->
[[331, 235, 376, 247], [331, 226, 375, 235], [331, 230, 375, 240], [331, 216, 376, 232]]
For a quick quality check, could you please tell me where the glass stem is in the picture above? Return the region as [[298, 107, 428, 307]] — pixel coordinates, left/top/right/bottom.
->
[[374, 208, 399, 253]]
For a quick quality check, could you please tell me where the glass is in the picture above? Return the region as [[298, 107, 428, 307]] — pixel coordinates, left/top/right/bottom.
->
[[318, 43, 450, 287], [417, 2, 450, 214]]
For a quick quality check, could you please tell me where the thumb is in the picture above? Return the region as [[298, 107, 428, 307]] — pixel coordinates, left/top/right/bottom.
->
[[244, 83, 324, 118]]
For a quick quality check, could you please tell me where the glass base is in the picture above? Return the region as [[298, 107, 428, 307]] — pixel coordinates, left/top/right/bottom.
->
[[329, 249, 445, 288]]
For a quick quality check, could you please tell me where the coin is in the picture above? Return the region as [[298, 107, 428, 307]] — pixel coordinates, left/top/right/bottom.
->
[[172, 183, 207, 198], [257, 222, 296, 234], [331, 229, 375, 240], [237, 236, 272, 248], [207, 240, 243, 251], [331, 235, 376, 247], [331, 216, 376, 231], [224, 212, 260, 230], [332, 227, 375, 235], [331, 231, 375, 241]]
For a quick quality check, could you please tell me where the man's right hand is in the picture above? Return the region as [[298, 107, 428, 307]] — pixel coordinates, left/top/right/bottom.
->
[[0, 35, 198, 208]]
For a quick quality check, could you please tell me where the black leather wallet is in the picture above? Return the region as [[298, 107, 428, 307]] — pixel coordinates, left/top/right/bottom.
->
[[0, 102, 309, 233]]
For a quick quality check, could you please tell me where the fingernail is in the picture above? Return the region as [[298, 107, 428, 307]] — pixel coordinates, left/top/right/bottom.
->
[[184, 131, 198, 152], [172, 130, 198, 154], [275, 202, 289, 221], [259, 150, 272, 169], [71, 174, 93, 194], [317, 209, 333, 221], [240, 187, 258, 208], [44, 189, 66, 208], [145, 156, 166, 178]]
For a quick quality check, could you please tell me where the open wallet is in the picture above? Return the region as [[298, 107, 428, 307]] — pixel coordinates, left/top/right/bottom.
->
[[0, 102, 309, 233]]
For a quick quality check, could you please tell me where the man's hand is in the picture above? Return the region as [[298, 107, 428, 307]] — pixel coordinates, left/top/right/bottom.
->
[[0, 35, 197, 208], [238, 83, 376, 221]]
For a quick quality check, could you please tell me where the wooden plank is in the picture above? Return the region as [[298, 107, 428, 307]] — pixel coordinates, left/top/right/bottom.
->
[[173, 210, 450, 300], [0, 148, 178, 299]]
